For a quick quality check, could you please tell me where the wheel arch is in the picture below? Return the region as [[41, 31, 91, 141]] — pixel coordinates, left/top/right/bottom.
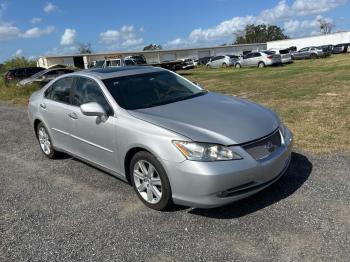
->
[[124, 147, 153, 184]]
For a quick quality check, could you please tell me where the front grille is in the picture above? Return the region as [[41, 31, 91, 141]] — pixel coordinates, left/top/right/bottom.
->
[[242, 129, 282, 160]]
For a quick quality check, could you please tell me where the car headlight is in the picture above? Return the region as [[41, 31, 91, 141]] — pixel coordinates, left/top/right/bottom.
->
[[173, 141, 243, 161]]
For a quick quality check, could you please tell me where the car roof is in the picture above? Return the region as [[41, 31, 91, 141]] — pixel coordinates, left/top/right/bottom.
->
[[75, 66, 165, 80]]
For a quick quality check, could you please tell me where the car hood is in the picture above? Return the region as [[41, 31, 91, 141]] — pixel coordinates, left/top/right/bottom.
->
[[128, 92, 279, 145]]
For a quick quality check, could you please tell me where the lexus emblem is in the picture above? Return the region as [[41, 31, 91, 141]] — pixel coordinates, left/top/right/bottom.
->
[[265, 141, 275, 152]]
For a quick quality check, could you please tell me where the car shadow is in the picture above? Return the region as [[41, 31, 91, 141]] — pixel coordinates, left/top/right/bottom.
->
[[187, 152, 312, 219]]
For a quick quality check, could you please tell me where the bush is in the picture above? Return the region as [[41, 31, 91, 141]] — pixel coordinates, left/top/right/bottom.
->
[[0, 57, 37, 74]]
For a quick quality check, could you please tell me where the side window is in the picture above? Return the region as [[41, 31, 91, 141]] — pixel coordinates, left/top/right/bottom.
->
[[244, 53, 252, 59], [72, 77, 113, 115], [253, 53, 261, 57], [45, 77, 73, 104]]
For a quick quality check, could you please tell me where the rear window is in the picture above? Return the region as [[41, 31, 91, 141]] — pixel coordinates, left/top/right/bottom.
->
[[262, 51, 275, 55]]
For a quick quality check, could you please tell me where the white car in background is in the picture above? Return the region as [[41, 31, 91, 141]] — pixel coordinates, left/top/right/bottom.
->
[[206, 55, 238, 68], [268, 49, 293, 64]]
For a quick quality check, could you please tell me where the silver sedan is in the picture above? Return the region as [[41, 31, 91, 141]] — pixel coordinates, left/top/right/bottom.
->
[[28, 66, 293, 210]]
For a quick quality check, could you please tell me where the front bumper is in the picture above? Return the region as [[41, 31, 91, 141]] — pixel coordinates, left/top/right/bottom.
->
[[163, 128, 293, 208]]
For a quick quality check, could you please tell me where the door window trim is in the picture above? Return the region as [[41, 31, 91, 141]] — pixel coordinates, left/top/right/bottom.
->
[[70, 75, 114, 116]]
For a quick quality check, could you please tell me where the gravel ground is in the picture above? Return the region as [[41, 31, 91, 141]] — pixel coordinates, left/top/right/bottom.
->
[[0, 102, 349, 262]]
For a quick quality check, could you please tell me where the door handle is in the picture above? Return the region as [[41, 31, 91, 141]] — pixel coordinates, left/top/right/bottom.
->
[[68, 112, 78, 120], [40, 103, 46, 109]]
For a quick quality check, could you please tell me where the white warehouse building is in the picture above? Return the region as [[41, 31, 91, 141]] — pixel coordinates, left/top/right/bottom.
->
[[267, 31, 350, 50], [37, 43, 266, 69]]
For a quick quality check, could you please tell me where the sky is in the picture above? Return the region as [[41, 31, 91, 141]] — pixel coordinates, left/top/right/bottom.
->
[[0, 0, 349, 62]]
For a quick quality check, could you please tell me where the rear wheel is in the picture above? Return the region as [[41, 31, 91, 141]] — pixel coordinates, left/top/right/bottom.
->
[[222, 63, 227, 68], [130, 151, 173, 210], [258, 62, 265, 68], [36, 122, 57, 159], [310, 53, 317, 59], [235, 63, 241, 68]]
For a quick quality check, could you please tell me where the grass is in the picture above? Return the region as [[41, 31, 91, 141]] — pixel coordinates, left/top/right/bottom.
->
[[178, 54, 350, 154], [0, 54, 349, 154], [0, 77, 41, 105]]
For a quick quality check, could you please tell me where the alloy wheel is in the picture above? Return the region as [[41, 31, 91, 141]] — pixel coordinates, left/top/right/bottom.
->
[[38, 126, 51, 155], [133, 160, 162, 204]]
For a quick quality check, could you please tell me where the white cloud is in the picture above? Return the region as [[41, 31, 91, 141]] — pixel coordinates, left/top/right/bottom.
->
[[21, 26, 55, 38], [13, 49, 23, 56], [30, 17, 42, 24], [0, 23, 21, 41], [46, 45, 78, 55], [43, 2, 57, 13], [60, 28, 76, 45], [284, 15, 333, 36], [99, 25, 144, 49], [166, 0, 347, 47]]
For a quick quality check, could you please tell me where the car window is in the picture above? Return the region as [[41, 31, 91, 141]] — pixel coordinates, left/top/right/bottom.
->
[[253, 53, 262, 57], [72, 77, 113, 115], [243, 53, 253, 59], [45, 77, 74, 104], [299, 48, 308, 52]]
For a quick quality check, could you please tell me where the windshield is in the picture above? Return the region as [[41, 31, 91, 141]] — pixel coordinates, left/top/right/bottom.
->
[[103, 71, 206, 110]]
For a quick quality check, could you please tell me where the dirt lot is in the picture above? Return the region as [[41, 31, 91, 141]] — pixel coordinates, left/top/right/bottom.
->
[[0, 102, 349, 261]]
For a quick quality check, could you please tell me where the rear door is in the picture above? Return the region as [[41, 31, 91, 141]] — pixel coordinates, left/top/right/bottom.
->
[[40, 77, 75, 153], [69, 76, 118, 171]]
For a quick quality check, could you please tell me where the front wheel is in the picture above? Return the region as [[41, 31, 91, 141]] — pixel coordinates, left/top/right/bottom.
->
[[235, 63, 241, 68], [130, 151, 173, 210], [258, 62, 265, 68]]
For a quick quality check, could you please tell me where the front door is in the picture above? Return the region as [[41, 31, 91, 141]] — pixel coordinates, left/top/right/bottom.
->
[[69, 76, 118, 172], [40, 77, 75, 153]]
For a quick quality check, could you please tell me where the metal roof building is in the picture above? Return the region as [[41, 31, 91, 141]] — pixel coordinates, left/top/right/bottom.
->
[[37, 43, 267, 69], [267, 31, 350, 50]]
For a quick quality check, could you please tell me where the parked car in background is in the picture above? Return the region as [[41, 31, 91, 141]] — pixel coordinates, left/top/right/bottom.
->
[[268, 49, 293, 64], [318, 45, 333, 56], [4, 67, 45, 84], [234, 51, 282, 68], [18, 68, 74, 87], [206, 55, 237, 68], [124, 55, 147, 64], [198, 56, 213, 65], [180, 59, 195, 69], [89, 58, 136, 69], [193, 59, 199, 66], [28, 66, 293, 210], [332, 43, 349, 54], [291, 47, 326, 59]]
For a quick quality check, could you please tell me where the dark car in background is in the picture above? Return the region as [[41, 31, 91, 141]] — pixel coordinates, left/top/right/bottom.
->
[[198, 56, 213, 65], [332, 43, 350, 54], [17, 68, 74, 87], [4, 67, 45, 84], [318, 45, 333, 57]]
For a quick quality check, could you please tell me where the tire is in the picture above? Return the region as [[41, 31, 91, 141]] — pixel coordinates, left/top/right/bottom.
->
[[36, 122, 57, 159], [235, 63, 241, 68], [258, 62, 265, 68], [130, 151, 173, 211], [222, 63, 227, 68], [310, 53, 317, 59]]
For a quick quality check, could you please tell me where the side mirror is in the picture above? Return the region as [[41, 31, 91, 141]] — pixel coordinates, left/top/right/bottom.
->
[[80, 102, 107, 121]]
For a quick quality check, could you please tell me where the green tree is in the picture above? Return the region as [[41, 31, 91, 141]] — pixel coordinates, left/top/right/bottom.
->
[[234, 24, 288, 44], [78, 42, 93, 54], [143, 44, 162, 51], [2, 56, 36, 72]]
